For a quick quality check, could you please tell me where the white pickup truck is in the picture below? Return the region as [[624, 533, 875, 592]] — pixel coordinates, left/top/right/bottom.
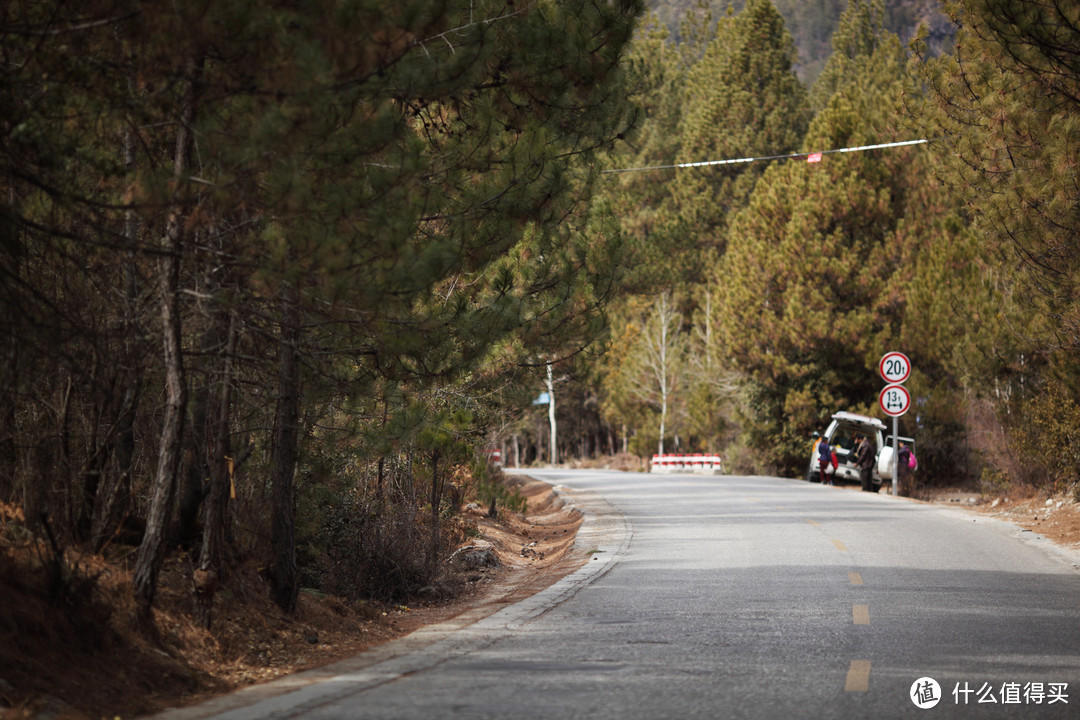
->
[[805, 411, 913, 490]]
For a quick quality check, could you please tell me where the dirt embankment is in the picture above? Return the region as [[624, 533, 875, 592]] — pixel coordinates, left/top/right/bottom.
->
[[928, 488, 1080, 553], [0, 476, 583, 720]]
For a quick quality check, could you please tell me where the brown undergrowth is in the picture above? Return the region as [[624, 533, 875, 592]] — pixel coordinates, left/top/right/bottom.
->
[[0, 476, 583, 720]]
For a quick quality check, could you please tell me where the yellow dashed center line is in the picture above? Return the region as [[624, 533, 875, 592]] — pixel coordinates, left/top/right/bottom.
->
[[853, 604, 870, 625], [804, 518, 820, 526], [845, 660, 872, 692], [831, 539, 848, 552], [849, 572, 864, 585]]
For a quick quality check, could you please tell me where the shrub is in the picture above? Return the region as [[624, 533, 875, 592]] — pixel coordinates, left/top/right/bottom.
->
[[1010, 387, 1080, 492], [316, 495, 439, 603]]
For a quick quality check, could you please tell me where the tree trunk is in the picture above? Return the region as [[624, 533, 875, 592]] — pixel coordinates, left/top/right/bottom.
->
[[91, 125, 143, 552], [57, 374, 73, 538], [376, 392, 388, 504], [658, 307, 669, 456], [132, 224, 187, 615], [428, 450, 443, 575], [658, 398, 666, 456], [177, 387, 209, 549], [91, 379, 139, 552], [76, 356, 116, 544], [133, 57, 198, 617], [269, 284, 301, 615], [195, 306, 237, 628], [179, 299, 231, 549]]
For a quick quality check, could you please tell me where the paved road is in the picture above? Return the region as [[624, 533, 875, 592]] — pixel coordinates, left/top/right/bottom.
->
[[157, 471, 1080, 719]]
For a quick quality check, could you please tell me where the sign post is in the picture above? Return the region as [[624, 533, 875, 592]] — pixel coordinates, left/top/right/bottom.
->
[[878, 352, 912, 496]]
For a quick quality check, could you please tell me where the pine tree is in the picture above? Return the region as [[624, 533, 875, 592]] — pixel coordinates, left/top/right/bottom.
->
[[715, 0, 949, 473], [603, 10, 700, 292], [0, 0, 645, 615], [917, 0, 1080, 361], [668, 0, 811, 277], [913, 0, 1080, 488]]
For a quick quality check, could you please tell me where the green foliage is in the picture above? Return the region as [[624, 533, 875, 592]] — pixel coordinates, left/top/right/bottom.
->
[[473, 466, 528, 516], [589, 0, 1077, 495], [711, 0, 974, 477], [669, 0, 812, 276], [0, 0, 646, 610], [594, 0, 811, 461], [601, 12, 693, 292], [647, 0, 953, 85], [910, 0, 1080, 491], [914, 2, 1080, 341], [979, 467, 1011, 495], [810, 0, 889, 110], [1010, 387, 1080, 495]]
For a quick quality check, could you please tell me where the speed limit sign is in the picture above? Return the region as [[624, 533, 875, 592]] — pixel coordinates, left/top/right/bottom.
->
[[879, 351, 911, 384], [879, 383, 911, 417]]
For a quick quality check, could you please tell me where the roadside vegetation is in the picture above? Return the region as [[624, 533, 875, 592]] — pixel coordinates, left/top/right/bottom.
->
[[1, 0, 1079, 715], [591, 0, 1080, 502]]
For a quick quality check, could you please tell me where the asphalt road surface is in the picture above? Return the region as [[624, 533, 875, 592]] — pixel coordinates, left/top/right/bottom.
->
[[156, 470, 1080, 719]]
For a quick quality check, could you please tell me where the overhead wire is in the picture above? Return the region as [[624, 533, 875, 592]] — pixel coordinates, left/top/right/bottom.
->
[[602, 138, 928, 174]]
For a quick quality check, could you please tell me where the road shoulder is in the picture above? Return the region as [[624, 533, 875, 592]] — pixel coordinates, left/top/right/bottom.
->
[[143, 474, 630, 720]]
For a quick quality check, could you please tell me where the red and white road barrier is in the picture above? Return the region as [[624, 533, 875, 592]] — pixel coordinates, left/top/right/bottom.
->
[[650, 453, 724, 475]]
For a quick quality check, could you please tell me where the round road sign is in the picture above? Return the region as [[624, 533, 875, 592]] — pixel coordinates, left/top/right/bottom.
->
[[879, 383, 911, 417], [879, 351, 911, 384]]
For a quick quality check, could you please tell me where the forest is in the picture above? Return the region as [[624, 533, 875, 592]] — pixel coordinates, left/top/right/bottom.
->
[[590, 0, 1080, 493], [2, 0, 1079, 646]]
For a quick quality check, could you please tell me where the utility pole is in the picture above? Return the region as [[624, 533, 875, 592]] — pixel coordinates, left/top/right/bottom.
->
[[545, 363, 557, 466]]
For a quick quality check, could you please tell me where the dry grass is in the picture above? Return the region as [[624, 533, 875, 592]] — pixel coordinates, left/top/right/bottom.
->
[[0, 478, 583, 720]]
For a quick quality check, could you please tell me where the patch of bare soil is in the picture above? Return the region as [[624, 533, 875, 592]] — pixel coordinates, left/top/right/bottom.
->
[[0, 477, 583, 720], [565, 452, 647, 473], [926, 488, 1080, 553]]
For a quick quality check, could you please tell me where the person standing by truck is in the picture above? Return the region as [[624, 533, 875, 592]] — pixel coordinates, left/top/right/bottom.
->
[[897, 440, 914, 496], [817, 436, 834, 485], [855, 435, 875, 492]]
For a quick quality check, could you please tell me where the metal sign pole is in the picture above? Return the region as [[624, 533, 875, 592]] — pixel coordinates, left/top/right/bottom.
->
[[879, 353, 912, 496], [892, 415, 898, 496]]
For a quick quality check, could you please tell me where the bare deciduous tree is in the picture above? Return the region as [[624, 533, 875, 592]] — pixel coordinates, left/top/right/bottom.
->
[[625, 292, 686, 455]]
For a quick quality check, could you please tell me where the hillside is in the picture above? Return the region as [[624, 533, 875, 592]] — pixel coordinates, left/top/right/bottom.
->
[[648, 0, 953, 83]]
